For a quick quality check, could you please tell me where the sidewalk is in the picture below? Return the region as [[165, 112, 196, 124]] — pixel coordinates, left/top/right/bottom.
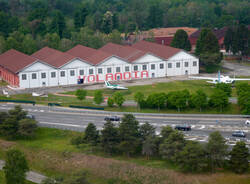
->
[[0, 160, 47, 184]]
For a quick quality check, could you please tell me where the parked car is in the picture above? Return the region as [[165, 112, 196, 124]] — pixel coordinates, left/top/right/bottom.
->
[[104, 116, 121, 122], [175, 124, 191, 131], [232, 131, 246, 138], [245, 120, 250, 125], [26, 114, 35, 120]]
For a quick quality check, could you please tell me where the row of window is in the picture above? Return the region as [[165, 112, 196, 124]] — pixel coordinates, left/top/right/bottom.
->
[[21, 61, 197, 80]]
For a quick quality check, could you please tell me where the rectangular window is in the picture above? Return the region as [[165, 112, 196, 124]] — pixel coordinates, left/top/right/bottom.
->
[[89, 69, 93, 75], [70, 70, 75, 76], [98, 68, 103, 74], [142, 65, 147, 70], [22, 74, 27, 80], [51, 72, 56, 78], [168, 63, 172, 68], [31, 73, 36, 79], [193, 61, 197, 66], [176, 62, 180, 68], [125, 66, 130, 72], [60, 71, 65, 77], [185, 62, 189, 67], [107, 67, 112, 73], [160, 63, 164, 69], [79, 69, 84, 75], [151, 64, 155, 70], [41, 72, 46, 79], [116, 67, 121, 73], [133, 65, 138, 71]]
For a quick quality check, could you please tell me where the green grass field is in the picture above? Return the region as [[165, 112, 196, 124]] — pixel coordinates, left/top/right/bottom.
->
[[0, 128, 249, 184]]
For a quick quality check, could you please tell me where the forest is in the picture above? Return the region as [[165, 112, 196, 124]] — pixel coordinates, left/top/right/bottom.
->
[[0, 0, 249, 54]]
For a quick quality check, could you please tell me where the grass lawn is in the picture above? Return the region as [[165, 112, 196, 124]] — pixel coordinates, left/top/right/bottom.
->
[[0, 128, 249, 184]]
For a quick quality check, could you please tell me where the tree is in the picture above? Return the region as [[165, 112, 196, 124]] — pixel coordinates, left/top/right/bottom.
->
[[113, 92, 125, 108], [168, 91, 187, 112], [83, 123, 99, 145], [18, 118, 37, 138], [160, 126, 174, 141], [107, 97, 114, 107], [4, 149, 29, 184], [134, 91, 144, 110], [0, 112, 8, 124], [76, 89, 87, 101], [209, 89, 229, 112], [146, 93, 166, 111], [170, 29, 191, 51], [215, 83, 232, 97], [224, 27, 234, 53], [147, 2, 163, 28], [229, 141, 249, 174], [177, 141, 208, 172], [74, 5, 88, 31], [22, 34, 37, 54], [139, 122, 155, 141], [43, 33, 60, 49], [206, 131, 228, 172], [191, 89, 208, 112], [118, 114, 141, 156], [0, 36, 6, 54], [101, 121, 119, 154], [142, 136, 157, 160], [160, 131, 186, 162], [49, 10, 66, 38], [94, 90, 104, 105], [101, 11, 113, 34]]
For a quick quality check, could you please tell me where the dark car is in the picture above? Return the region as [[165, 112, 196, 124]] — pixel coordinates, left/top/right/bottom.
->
[[26, 114, 35, 120], [104, 116, 121, 121], [175, 124, 191, 131], [232, 131, 246, 138]]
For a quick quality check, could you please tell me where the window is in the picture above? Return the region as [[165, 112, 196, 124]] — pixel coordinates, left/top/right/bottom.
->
[[125, 66, 130, 72], [193, 61, 197, 66], [70, 70, 75, 76], [22, 74, 27, 80], [89, 69, 93, 75], [116, 67, 121, 73], [133, 65, 138, 71], [60, 71, 65, 77], [51, 72, 56, 78], [31, 73, 36, 79], [142, 65, 147, 70], [98, 68, 103, 74], [107, 67, 112, 73], [41, 72, 46, 79], [79, 69, 84, 75], [168, 63, 172, 68], [185, 62, 189, 67], [176, 62, 180, 68], [151, 64, 155, 70], [160, 63, 164, 69]]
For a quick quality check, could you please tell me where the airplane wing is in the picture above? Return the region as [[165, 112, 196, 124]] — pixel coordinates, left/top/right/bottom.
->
[[232, 78, 250, 81], [189, 76, 216, 80]]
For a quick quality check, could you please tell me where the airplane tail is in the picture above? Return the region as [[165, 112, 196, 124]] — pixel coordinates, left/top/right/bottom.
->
[[105, 81, 110, 86]]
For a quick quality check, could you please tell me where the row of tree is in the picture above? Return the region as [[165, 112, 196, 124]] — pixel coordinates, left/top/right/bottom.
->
[[72, 114, 249, 173], [134, 85, 230, 112], [0, 105, 37, 139], [237, 83, 250, 115]]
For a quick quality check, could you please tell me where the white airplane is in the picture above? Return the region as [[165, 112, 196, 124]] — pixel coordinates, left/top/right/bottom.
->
[[189, 71, 250, 84], [104, 81, 128, 90]]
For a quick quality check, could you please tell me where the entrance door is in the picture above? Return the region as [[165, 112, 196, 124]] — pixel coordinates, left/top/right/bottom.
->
[[185, 70, 188, 75]]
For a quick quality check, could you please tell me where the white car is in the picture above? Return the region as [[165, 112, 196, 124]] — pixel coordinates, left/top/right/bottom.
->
[[245, 120, 250, 125]]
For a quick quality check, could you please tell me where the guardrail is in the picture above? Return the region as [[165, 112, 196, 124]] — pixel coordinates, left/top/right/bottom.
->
[[48, 103, 62, 107], [0, 99, 35, 105], [69, 105, 104, 110]]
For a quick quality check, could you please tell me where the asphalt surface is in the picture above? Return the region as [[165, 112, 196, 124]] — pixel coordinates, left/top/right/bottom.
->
[[0, 103, 249, 148]]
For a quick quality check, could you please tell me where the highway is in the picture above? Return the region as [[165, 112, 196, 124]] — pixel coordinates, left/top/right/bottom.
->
[[0, 103, 249, 147]]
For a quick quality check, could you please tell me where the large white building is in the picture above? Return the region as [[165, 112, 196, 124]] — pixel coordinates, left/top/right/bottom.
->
[[0, 40, 199, 89]]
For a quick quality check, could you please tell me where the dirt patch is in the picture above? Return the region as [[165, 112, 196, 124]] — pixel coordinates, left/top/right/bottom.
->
[[0, 139, 16, 150]]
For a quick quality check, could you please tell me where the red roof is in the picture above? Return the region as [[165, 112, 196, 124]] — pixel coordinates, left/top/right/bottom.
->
[[32, 47, 75, 68], [0, 49, 37, 73], [131, 40, 181, 60], [99, 43, 146, 62], [66, 45, 97, 62], [86, 50, 113, 65]]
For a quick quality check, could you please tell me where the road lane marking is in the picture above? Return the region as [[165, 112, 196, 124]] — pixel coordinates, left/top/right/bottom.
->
[[39, 122, 86, 128]]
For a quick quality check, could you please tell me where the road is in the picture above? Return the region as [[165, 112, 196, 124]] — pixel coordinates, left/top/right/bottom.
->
[[0, 103, 249, 147]]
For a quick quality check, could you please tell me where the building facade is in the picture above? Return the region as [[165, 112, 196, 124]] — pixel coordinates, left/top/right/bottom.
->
[[0, 41, 199, 89]]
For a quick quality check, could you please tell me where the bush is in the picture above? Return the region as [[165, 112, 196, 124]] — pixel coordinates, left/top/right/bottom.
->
[[18, 118, 38, 138], [107, 97, 114, 107]]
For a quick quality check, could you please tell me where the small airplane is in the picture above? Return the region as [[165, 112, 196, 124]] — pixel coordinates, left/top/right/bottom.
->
[[104, 81, 128, 90], [189, 71, 250, 84]]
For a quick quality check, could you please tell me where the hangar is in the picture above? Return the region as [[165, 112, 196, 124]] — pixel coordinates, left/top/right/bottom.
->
[[0, 40, 199, 89]]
